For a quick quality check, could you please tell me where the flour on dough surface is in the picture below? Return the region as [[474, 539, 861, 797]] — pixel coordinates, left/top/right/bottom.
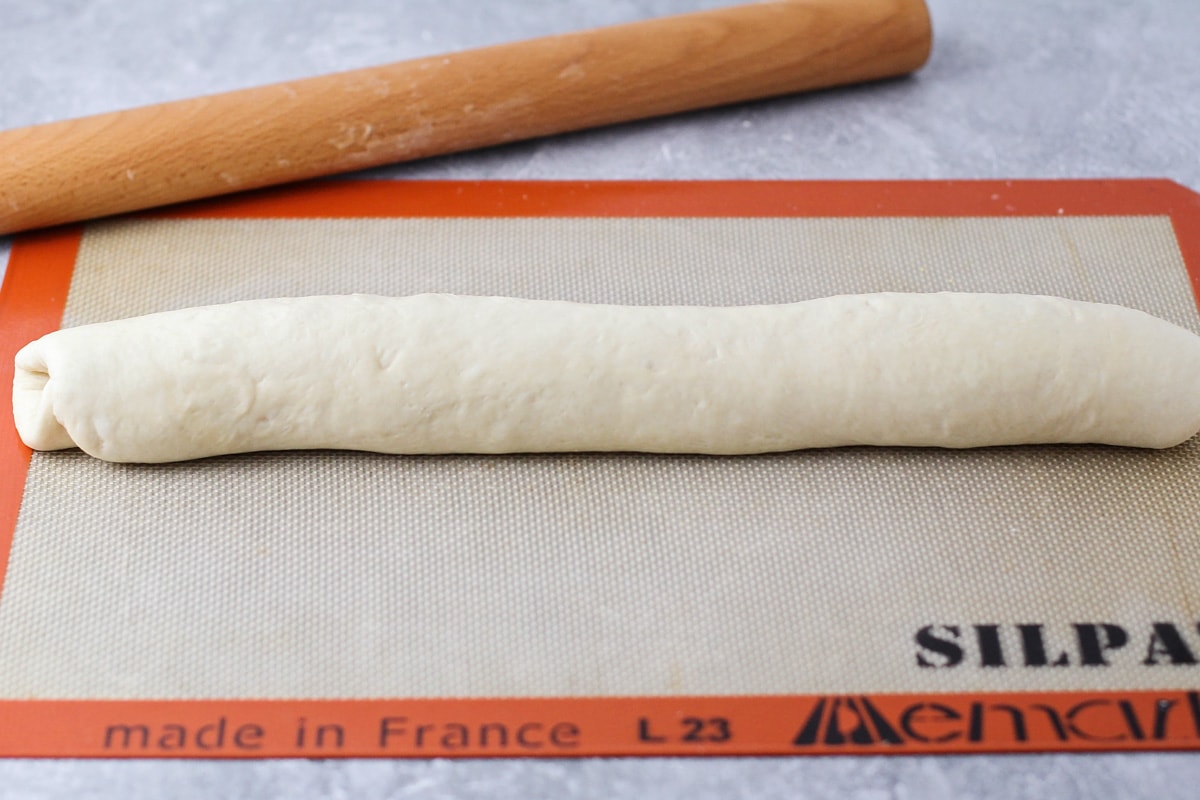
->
[[13, 292, 1200, 463]]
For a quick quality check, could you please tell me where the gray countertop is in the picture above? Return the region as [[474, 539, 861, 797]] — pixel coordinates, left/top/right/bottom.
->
[[2, 0, 1199, 797]]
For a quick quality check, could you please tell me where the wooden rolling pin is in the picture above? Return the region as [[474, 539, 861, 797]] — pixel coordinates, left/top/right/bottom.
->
[[0, 0, 931, 235]]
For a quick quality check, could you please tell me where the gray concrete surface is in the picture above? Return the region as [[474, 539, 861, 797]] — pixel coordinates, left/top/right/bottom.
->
[[2, 0, 1199, 796]]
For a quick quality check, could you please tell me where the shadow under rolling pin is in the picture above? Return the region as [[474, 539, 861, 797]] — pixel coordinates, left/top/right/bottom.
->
[[0, 0, 932, 235]]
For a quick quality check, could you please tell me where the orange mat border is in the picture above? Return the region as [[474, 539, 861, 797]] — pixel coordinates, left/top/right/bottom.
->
[[2, 178, 1199, 759], [1, 691, 1199, 758]]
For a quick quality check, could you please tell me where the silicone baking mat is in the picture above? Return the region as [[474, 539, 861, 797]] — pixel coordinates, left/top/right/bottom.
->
[[1, 180, 1199, 758]]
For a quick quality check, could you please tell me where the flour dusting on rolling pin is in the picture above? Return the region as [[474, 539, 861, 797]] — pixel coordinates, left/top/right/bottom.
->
[[0, 0, 932, 235]]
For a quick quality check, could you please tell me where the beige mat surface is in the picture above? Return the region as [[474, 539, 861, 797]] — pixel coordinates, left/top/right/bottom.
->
[[2, 208, 1198, 702]]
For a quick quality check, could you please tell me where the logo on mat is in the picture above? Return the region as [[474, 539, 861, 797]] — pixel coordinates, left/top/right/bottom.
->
[[913, 622, 1200, 669], [791, 692, 1200, 747]]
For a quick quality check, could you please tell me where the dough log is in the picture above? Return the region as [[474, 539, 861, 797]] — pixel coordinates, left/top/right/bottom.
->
[[13, 293, 1200, 463]]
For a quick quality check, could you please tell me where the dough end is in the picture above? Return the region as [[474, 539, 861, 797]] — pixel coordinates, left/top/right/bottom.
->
[[12, 342, 76, 452]]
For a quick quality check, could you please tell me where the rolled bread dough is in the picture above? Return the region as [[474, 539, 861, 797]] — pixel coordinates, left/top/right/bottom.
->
[[12, 293, 1200, 463]]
